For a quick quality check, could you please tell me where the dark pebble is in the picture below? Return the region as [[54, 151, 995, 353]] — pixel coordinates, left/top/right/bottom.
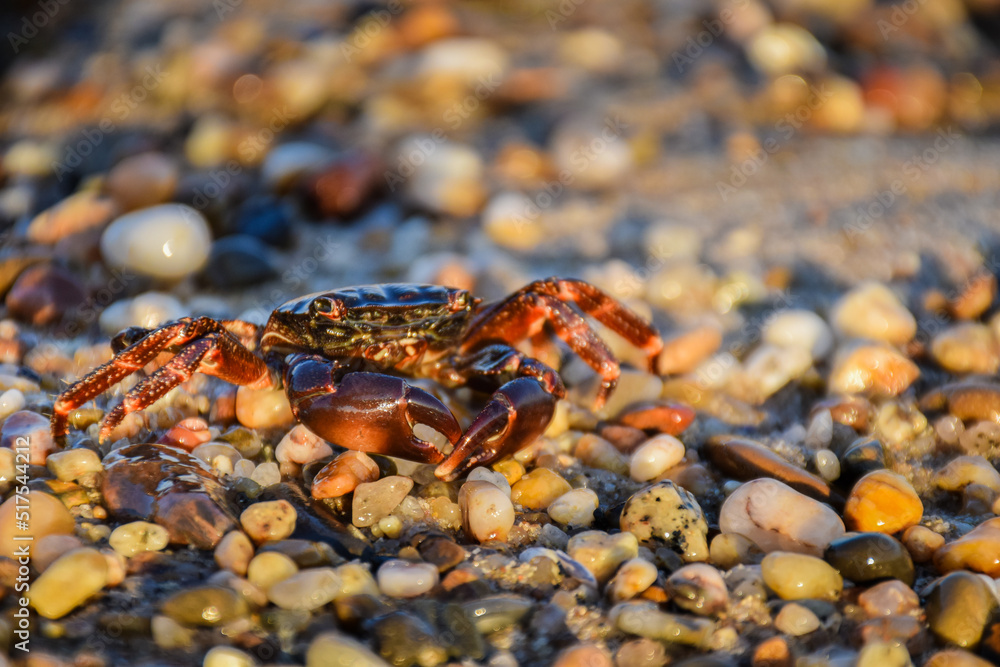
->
[[235, 195, 294, 248], [6, 264, 86, 326], [200, 234, 279, 288], [301, 149, 384, 219], [373, 611, 449, 667], [417, 535, 467, 571], [925, 571, 998, 648], [824, 533, 914, 586], [838, 437, 886, 488]]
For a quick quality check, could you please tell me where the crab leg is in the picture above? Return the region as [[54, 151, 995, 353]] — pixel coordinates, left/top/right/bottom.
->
[[283, 355, 461, 464]]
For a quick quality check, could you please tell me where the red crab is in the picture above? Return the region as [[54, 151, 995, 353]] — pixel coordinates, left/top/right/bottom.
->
[[51, 279, 662, 480]]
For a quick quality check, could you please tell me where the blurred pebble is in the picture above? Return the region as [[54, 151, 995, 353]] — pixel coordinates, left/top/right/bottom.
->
[[774, 602, 821, 636], [353, 476, 413, 527], [28, 547, 109, 619], [203, 646, 257, 667], [824, 532, 914, 585], [6, 264, 85, 326], [552, 643, 613, 667], [483, 192, 545, 251], [460, 480, 515, 542], [109, 521, 170, 557], [620, 480, 709, 561], [267, 567, 342, 610], [760, 551, 843, 601], [511, 468, 572, 510], [275, 424, 333, 466], [98, 292, 185, 335], [33, 534, 84, 572], [719, 478, 845, 556], [747, 23, 826, 76], [27, 191, 116, 244], [924, 650, 996, 667], [933, 517, 1000, 576], [610, 600, 715, 647], [235, 385, 294, 429], [567, 530, 638, 583], [828, 344, 919, 396], [596, 370, 663, 420], [0, 491, 75, 558], [925, 571, 996, 647], [247, 551, 298, 591], [3, 139, 58, 177], [843, 470, 922, 534], [934, 455, 1000, 493], [306, 632, 391, 667], [240, 500, 297, 544], [901, 525, 945, 563], [931, 323, 1000, 374], [831, 283, 916, 345], [215, 531, 254, 576], [739, 343, 813, 401], [160, 586, 249, 626], [201, 235, 279, 288], [235, 195, 293, 247], [657, 325, 723, 375], [546, 488, 599, 528], [101, 204, 213, 280], [949, 273, 996, 320], [0, 388, 25, 422], [262, 142, 336, 192], [664, 563, 728, 615], [763, 309, 834, 360], [551, 120, 632, 190], [858, 580, 920, 618], [629, 434, 685, 481], [1, 410, 57, 464], [404, 139, 485, 217], [46, 448, 102, 481], [105, 152, 179, 211], [311, 451, 379, 499], [378, 559, 438, 598], [608, 558, 658, 603]]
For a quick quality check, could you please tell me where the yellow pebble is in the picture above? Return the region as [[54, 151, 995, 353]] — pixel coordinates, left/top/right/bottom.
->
[[844, 470, 922, 534], [510, 468, 572, 510]]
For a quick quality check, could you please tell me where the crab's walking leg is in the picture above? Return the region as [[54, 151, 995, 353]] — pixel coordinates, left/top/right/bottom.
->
[[51, 317, 263, 442], [99, 331, 270, 441], [283, 355, 461, 464]]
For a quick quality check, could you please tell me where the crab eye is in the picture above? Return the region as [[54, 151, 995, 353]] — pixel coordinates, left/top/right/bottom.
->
[[311, 298, 342, 318]]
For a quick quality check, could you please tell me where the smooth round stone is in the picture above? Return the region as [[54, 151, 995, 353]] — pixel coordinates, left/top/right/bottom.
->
[[274, 425, 333, 466], [201, 235, 279, 288], [310, 451, 379, 499], [844, 470, 922, 534], [0, 490, 74, 558], [552, 643, 613, 667], [27, 190, 117, 244], [551, 121, 632, 189], [901, 525, 945, 563], [924, 650, 997, 667], [704, 436, 836, 505], [575, 433, 630, 475], [718, 479, 845, 556], [932, 323, 1000, 374], [511, 468, 572, 510], [828, 345, 920, 397], [806, 410, 834, 450], [306, 632, 391, 667], [105, 152, 179, 211], [740, 343, 813, 400], [630, 435, 685, 482], [934, 455, 1000, 493], [98, 291, 185, 335], [620, 481, 709, 562], [608, 558, 658, 603], [657, 324, 722, 376], [101, 204, 213, 280], [546, 488, 599, 528], [839, 437, 886, 487], [709, 533, 764, 569], [0, 388, 25, 421], [610, 600, 715, 648], [459, 480, 515, 542], [761, 551, 843, 601], [353, 476, 414, 527], [240, 500, 297, 544], [763, 309, 834, 360], [857, 580, 920, 618], [46, 448, 103, 481], [467, 466, 511, 496], [6, 264, 86, 327], [483, 192, 545, 251], [109, 521, 170, 557], [267, 567, 343, 610], [664, 563, 728, 616], [925, 571, 997, 648], [28, 547, 109, 619], [214, 531, 254, 575], [0, 410, 56, 466], [377, 559, 439, 598], [247, 551, 299, 591], [567, 530, 639, 584], [372, 611, 450, 667], [203, 646, 257, 667], [235, 385, 294, 429], [824, 533, 914, 585], [160, 586, 250, 626], [933, 517, 1000, 576], [830, 282, 916, 345], [404, 139, 486, 217], [250, 462, 281, 487], [814, 449, 840, 482], [774, 602, 821, 636]]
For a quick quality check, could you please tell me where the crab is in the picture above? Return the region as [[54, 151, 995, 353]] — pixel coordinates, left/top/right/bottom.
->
[[51, 279, 662, 481]]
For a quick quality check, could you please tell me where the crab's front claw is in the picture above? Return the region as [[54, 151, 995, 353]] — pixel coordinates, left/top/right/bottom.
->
[[435, 377, 557, 481], [284, 355, 460, 464]]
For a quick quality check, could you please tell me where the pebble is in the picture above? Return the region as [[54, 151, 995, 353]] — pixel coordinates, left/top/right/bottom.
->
[[101, 204, 213, 280], [814, 450, 840, 482], [482, 192, 544, 251], [617, 402, 696, 435], [261, 142, 336, 191], [235, 196, 293, 248], [247, 551, 299, 591], [459, 480, 515, 542], [924, 651, 996, 667], [931, 323, 1000, 374], [921, 382, 1000, 423], [27, 190, 117, 244], [250, 461, 281, 487], [105, 152, 179, 211], [404, 139, 486, 217], [158, 417, 213, 451], [552, 643, 613, 667], [630, 434, 685, 482], [774, 602, 822, 636], [0, 490, 74, 558], [843, 470, 922, 534], [0, 411, 57, 465], [657, 325, 723, 375], [611, 601, 715, 648], [664, 563, 728, 616], [45, 447, 102, 481], [306, 632, 392, 667], [214, 531, 254, 575], [760, 551, 843, 601], [511, 468, 572, 510], [202, 235, 280, 288], [160, 586, 249, 626], [353, 475, 413, 527], [857, 580, 921, 617], [566, 530, 639, 583], [719, 478, 846, 556], [0, 388, 25, 422], [596, 370, 664, 420], [901, 525, 945, 563], [608, 558, 659, 602], [925, 570, 997, 648], [935, 455, 1000, 493], [828, 345, 920, 396], [813, 395, 873, 432], [467, 466, 512, 496], [372, 611, 450, 667], [6, 264, 86, 326], [377, 559, 439, 598], [830, 282, 916, 345], [109, 521, 170, 557], [311, 451, 380, 499], [824, 532, 914, 585], [546, 488, 599, 527], [203, 646, 258, 667], [616, 638, 668, 667], [839, 437, 887, 486], [266, 566, 342, 610], [275, 424, 333, 466], [551, 120, 632, 189], [235, 385, 295, 429], [98, 291, 186, 335], [240, 500, 297, 544], [950, 273, 997, 320], [763, 309, 834, 360], [28, 547, 109, 619], [704, 436, 837, 505], [933, 516, 1000, 576], [739, 343, 813, 401], [709, 533, 763, 569], [620, 480, 709, 561], [575, 433, 630, 475], [33, 534, 84, 571]]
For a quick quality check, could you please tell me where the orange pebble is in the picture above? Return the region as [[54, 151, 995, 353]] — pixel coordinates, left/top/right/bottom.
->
[[844, 470, 923, 534]]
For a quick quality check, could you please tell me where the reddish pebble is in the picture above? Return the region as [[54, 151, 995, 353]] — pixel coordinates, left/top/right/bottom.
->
[[1, 410, 57, 464], [6, 264, 86, 326], [617, 401, 695, 435], [157, 417, 212, 451]]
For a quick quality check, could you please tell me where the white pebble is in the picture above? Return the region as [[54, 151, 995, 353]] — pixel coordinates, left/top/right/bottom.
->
[[0, 388, 25, 421], [109, 521, 170, 557], [192, 443, 242, 466], [546, 488, 599, 527], [608, 558, 658, 602], [830, 282, 916, 345], [739, 343, 812, 400], [467, 466, 512, 496], [762, 309, 834, 361], [377, 559, 439, 598], [629, 435, 685, 482], [261, 142, 336, 190], [251, 462, 280, 487], [805, 410, 833, 449], [459, 481, 515, 542], [99, 292, 185, 335], [276, 424, 333, 465], [203, 646, 258, 667], [101, 204, 213, 280], [267, 567, 342, 611], [815, 449, 841, 482], [233, 459, 256, 478]]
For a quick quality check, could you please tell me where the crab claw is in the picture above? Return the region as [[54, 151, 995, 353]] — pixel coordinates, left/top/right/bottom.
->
[[435, 377, 558, 481], [284, 355, 460, 464]]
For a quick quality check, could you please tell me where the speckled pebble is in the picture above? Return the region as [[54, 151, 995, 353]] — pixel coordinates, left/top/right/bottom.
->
[[240, 500, 297, 544], [620, 480, 709, 561]]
